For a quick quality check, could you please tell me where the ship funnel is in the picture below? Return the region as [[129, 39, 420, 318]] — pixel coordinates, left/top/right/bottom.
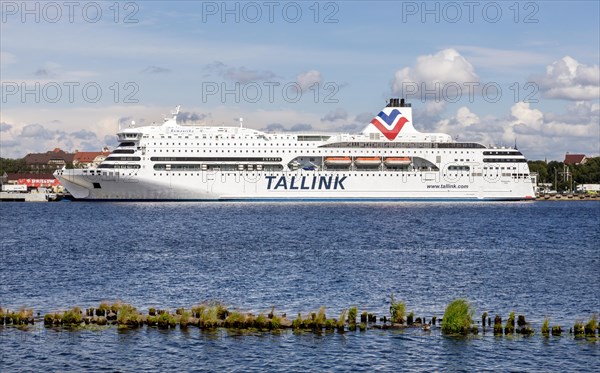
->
[[361, 98, 416, 140]]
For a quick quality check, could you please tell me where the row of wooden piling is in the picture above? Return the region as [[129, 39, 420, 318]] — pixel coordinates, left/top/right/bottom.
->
[[1, 303, 598, 338]]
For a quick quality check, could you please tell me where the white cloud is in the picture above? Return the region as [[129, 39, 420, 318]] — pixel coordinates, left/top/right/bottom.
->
[[203, 61, 277, 83], [432, 103, 600, 160], [454, 46, 549, 68], [296, 70, 322, 91], [0, 52, 17, 65], [536, 56, 600, 100], [392, 48, 479, 99], [321, 107, 347, 122]]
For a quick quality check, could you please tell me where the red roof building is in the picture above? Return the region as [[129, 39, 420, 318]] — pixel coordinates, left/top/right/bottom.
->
[[72, 150, 111, 168], [24, 148, 75, 172], [564, 153, 587, 165]]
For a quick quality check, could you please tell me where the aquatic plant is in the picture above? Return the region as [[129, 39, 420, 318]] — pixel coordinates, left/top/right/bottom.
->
[[337, 310, 347, 332], [62, 307, 82, 326], [573, 321, 584, 336], [325, 319, 335, 330], [157, 312, 175, 329], [215, 303, 229, 320], [551, 325, 562, 336], [348, 306, 357, 326], [504, 312, 515, 335], [225, 311, 245, 328], [389, 294, 406, 324], [359, 323, 366, 332], [10, 308, 33, 325], [315, 307, 327, 329], [97, 302, 110, 316], [584, 314, 597, 336], [110, 301, 122, 314], [44, 313, 55, 326], [481, 312, 488, 328], [255, 313, 268, 330], [146, 315, 158, 327], [242, 313, 254, 328], [441, 299, 473, 335], [361, 311, 368, 323], [191, 305, 203, 318], [541, 318, 550, 336], [117, 304, 141, 327], [292, 313, 303, 330], [407, 312, 414, 326], [270, 313, 281, 330], [493, 315, 503, 335], [196, 304, 220, 328]]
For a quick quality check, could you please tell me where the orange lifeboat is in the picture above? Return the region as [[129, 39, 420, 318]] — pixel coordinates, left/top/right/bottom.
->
[[355, 157, 382, 167], [324, 156, 352, 167], [384, 157, 411, 167]]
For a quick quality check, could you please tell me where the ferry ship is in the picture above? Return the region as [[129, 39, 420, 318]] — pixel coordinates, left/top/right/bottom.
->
[[54, 98, 535, 201]]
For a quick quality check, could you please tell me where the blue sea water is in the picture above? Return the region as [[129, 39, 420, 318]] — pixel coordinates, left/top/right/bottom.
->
[[1, 201, 599, 372]]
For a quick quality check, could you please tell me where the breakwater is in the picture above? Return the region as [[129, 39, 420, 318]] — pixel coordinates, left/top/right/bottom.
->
[[2, 300, 598, 340], [535, 194, 599, 201]]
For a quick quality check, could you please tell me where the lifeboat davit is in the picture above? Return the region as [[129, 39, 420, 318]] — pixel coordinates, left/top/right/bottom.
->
[[325, 156, 352, 167], [355, 157, 382, 167], [384, 157, 411, 167]]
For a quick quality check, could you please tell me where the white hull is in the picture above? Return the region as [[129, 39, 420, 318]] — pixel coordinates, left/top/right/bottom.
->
[[56, 169, 534, 201]]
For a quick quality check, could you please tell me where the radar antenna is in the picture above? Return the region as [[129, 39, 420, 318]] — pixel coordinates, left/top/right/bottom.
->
[[171, 105, 181, 118]]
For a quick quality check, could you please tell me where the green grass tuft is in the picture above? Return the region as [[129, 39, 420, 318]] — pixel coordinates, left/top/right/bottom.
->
[[348, 306, 357, 326], [541, 318, 550, 335], [62, 307, 82, 326], [337, 310, 347, 332], [441, 299, 473, 335], [270, 313, 281, 330], [389, 294, 406, 324], [225, 311, 246, 328], [292, 313, 303, 330], [584, 314, 597, 336], [255, 313, 268, 330], [315, 307, 327, 329]]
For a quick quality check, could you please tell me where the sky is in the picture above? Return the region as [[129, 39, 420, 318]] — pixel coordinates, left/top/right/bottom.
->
[[1, 0, 599, 160]]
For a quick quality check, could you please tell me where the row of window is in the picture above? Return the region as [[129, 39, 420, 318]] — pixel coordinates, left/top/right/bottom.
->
[[97, 164, 141, 169], [321, 142, 486, 149], [483, 158, 527, 163], [144, 148, 482, 156], [148, 172, 516, 179], [106, 156, 141, 161], [149, 157, 282, 162], [483, 151, 523, 156]]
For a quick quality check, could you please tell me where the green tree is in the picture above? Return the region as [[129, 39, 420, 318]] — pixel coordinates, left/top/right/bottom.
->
[[572, 157, 600, 185], [527, 160, 548, 183], [0, 158, 31, 175]]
